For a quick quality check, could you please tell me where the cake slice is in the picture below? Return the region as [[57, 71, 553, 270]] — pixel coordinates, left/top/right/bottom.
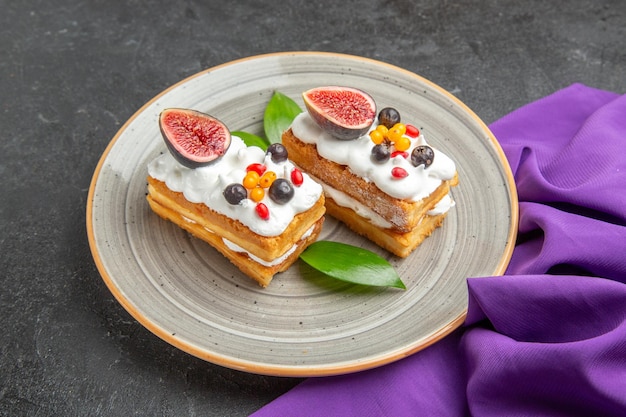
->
[[282, 90, 458, 257], [147, 110, 325, 287]]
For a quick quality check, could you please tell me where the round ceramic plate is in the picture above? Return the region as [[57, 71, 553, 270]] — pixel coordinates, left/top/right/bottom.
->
[[87, 52, 518, 377]]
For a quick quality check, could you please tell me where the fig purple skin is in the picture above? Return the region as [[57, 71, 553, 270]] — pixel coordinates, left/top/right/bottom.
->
[[302, 86, 376, 140], [159, 108, 231, 169]]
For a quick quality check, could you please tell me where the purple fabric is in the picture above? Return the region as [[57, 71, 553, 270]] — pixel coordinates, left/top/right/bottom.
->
[[252, 84, 626, 417]]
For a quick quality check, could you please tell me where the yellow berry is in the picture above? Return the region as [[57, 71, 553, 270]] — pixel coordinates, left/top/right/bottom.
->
[[392, 123, 406, 135], [375, 124, 389, 136], [243, 171, 260, 189], [249, 186, 265, 202], [387, 126, 405, 143], [394, 136, 411, 152], [369, 130, 384, 145], [259, 171, 277, 188]]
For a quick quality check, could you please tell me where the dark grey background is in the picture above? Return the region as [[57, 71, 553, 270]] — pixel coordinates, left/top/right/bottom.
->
[[1, 0, 624, 415]]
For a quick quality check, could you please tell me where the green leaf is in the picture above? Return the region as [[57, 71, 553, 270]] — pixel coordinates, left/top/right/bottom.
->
[[300, 241, 406, 289], [263, 91, 302, 144], [232, 131, 270, 151]]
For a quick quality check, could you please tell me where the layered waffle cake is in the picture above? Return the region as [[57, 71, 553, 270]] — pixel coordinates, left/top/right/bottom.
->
[[282, 89, 458, 257], [147, 110, 325, 287]]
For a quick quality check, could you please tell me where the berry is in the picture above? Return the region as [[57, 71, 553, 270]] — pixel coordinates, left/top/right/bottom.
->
[[405, 124, 420, 138], [394, 136, 411, 152], [411, 145, 435, 168], [393, 123, 407, 135], [268, 178, 294, 204], [246, 163, 266, 176], [369, 129, 384, 145], [378, 107, 401, 128], [291, 168, 304, 186], [391, 167, 408, 179], [391, 150, 409, 159], [375, 124, 389, 136], [266, 143, 289, 163], [243, 171, 260, 189], [223, 183, 247, 205], [259, 170, 277, 188], [371, 144, 391, 163], [256, 203, 270, 220], [387, 124, 406, 142], [249, 186, 265, 202]]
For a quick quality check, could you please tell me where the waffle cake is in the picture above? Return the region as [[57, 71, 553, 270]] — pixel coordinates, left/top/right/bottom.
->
[[282, 100, 458, 258], [147, 134, 325, 287]]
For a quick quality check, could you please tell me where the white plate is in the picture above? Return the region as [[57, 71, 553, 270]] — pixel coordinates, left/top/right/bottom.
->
[[87, 52, 518, 376]]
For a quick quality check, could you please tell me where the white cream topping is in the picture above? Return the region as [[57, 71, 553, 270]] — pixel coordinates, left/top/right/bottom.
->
[[148, 135, 323, 237], [291, 112, 456, 201]]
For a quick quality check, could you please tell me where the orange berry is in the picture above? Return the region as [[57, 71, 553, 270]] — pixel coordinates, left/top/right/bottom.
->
[[387, 126, 405, 143], [243, 171, 260, 189], [392, 123, 406, 135], [369, 130, 384, 145], [249, 186, 265, 202], [259, 171, 277, 188], [375, 124, 389, 136], [394, 136, 411, 152]]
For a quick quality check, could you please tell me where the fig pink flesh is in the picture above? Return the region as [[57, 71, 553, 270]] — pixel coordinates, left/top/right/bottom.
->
[[304, 87, 376, 128], [160, 109, 230, 163]]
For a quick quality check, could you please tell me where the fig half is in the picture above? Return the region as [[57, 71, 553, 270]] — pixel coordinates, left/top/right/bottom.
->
[[159, 108, 231, 168], [302, 86, 376, 140]]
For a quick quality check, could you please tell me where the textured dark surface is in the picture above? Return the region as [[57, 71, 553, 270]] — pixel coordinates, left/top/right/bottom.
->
[[1, 0, 624, 415]]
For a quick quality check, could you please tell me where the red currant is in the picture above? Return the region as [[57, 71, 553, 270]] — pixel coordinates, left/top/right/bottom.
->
[[291, 168, 304, 186], [255, 203, 270, 220], [246, 163, 266, 176], [405, 124, 420, 138], [391, 150, 409, 159], [391, 167, 408, 179]]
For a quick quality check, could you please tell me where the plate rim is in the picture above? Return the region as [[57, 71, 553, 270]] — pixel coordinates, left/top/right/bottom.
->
[[86, 51, 519, 376]]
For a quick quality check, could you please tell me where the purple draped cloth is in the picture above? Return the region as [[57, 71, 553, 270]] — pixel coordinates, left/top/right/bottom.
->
[[252, 84, 626, 416]]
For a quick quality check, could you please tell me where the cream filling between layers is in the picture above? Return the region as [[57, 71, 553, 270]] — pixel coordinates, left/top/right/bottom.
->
[[222, 225, 316, 267], [320, 181, 392, 228], [426, 194, 455, 216], [322, 180, 454, 229]]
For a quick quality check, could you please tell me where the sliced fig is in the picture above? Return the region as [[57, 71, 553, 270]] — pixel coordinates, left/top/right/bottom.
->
[[159, 108, 231, 168], [302, 86, 376, 140]]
